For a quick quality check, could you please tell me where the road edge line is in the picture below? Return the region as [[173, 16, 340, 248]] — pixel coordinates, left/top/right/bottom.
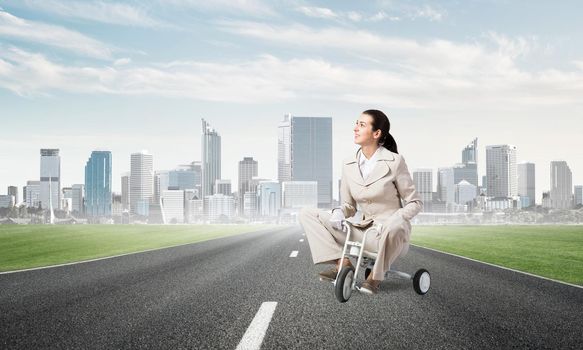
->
[[411, 243, 583, 290]]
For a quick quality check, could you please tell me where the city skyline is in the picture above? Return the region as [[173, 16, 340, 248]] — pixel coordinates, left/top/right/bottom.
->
[[2, 135, 582, 208], [1, 1, 583, 202]]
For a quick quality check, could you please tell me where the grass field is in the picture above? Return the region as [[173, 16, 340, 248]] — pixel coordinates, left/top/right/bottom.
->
[[411, 225, 583, 286], [0, 224, 279, 272], [1, 225, 582, 286]]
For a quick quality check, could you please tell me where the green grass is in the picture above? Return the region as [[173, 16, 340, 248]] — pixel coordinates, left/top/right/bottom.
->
[[0, 224, 279, 272], [411, 225, 583, 286], [2, 225, 582, 286]]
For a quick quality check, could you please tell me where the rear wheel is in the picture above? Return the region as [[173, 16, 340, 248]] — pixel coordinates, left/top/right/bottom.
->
[[335, 266, 355, 302]]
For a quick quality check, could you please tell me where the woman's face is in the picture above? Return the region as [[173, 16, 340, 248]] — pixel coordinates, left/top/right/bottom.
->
[[354, 113, 381, 146]]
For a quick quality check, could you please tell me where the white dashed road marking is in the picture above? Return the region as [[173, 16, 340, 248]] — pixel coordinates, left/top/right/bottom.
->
[[236, 302, 278, 350], [289, 250, 299, 257], [299, 239, 304, 242]]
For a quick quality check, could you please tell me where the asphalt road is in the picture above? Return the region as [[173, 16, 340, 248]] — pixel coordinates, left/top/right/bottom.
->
[[1, 225, 582, 349]]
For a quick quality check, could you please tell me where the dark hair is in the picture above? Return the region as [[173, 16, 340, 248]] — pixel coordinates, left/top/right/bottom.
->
[[362, 109, 398, 154]]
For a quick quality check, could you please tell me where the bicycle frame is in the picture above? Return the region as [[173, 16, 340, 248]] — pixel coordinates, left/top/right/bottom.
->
[[333, 220, 383, 290]]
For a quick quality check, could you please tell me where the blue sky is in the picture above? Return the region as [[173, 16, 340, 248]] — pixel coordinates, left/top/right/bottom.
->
[[1, 0, 582, 202]]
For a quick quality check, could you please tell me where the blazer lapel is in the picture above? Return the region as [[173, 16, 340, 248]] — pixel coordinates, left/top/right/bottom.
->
[[364, 147, 395, 186], [345, 147, 396, 187], [364, 161, 390, 186], [344, 149, 365, 186]]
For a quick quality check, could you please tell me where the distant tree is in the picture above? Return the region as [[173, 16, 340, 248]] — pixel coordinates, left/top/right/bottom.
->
[[18, 205, 28, 218], [8, 206, 18, 218]]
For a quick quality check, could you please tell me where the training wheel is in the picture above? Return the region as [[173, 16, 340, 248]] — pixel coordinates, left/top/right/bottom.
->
[[413, 269, 431, 295]]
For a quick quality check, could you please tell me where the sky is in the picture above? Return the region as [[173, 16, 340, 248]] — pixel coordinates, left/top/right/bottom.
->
[[1, 0, 582, 203]]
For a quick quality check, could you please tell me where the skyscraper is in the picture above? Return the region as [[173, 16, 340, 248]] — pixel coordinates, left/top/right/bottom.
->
[[189, 161, 202, 198], [486, 145, 517, 198], [121, 172, 130, 211], [85, 151, 112, 217], [214, 179, 232, 196], [278, 114, 333, 208], [205, 194, 235, 222], [550, 161, 573, 209], [169, 167, 197, 191], [7, 186, 18, 205], [40, 149, 61, 210], [455, 180, 477, 206], [201, 119, 221, 198], [574, 185, 583, 207], [437, 167, 455, 204], [130, 151, 153, 216], [257, 181, 281, 217], [238, 157, 258, 213], [278, 115, 292, 182], [413, 169, 433, 212], [542, 191, 552, 208], [71, 184, 84, 214], [62, 187, 72, 213], [24, 180, 41, 208], [462, 138, 478, 164], [517, 162, 536, 207], [454, 138, 478, 188], [453, 163, 478, 188], [154, 170, 170, 204], [161, 189, 185, 224], [0, 195, 14, 208], [282, 181, 318, 209]]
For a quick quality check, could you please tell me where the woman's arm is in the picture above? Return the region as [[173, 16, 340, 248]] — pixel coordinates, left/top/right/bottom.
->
[[394, 155, 423, 220]]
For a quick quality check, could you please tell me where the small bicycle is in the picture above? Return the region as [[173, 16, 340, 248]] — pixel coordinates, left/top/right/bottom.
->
[[332, 220, 431, 302]]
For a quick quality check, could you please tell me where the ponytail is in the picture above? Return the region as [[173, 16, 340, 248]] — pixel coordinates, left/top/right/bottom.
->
[[362, 109, 398, 154]]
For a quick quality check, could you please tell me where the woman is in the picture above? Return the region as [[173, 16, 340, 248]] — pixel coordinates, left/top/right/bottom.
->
[[299, 109, 423, 294]]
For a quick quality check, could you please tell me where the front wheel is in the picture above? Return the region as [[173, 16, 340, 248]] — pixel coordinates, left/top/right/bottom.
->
[[413, 269, 431, 295], [335, 266, 355, 302]]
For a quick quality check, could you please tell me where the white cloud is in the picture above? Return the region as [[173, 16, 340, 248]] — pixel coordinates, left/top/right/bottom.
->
[[0, 47, 294, 102], [114, 57, 132, 66], [214, 20, 502, 74], [369, 11, 400, 22], [166, 0, 277, 17], [297, 4, 444, 23], [346, 11, 363, 22], [22, 0, 165, 27], [2, 42, 583, 112], [375, 1, 446, 22], [573, 60, 583, 70], [411, 5, 445, 21], [0, 9, 113, 59], [485, 31, 538, 59], [296, 6, 399, 23], [296, 6, 339, 20]]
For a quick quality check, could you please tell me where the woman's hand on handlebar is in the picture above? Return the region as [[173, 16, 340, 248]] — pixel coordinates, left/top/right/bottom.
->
[[329, 209, 345, 230]]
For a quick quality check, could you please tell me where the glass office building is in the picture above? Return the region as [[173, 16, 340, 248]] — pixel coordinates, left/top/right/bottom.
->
[[85, 151, 112, 217], [40, 149, 61, 210], [202, 119, 221, 198], [130, 151, 153, 216], [280, 115, 332, 208]]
